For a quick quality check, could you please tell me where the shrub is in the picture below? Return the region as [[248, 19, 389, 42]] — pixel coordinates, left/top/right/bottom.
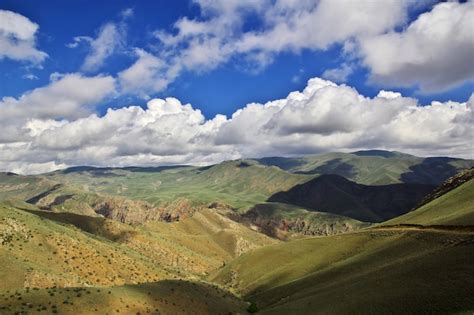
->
[[247, 302, 258, 313]]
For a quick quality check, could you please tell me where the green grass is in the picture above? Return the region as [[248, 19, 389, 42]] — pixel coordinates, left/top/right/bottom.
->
[[256, 151, 474, 185], [43, 161, 308, 211], [210, 228, 474, 314], [385, 179, 474, 225]]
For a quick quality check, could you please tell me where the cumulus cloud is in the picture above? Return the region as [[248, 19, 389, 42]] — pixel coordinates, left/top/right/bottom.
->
[[360, 1, 474, 92], [0, 73, 116, 142], [0, 10, 47, 64], [1, 77, 472, 174], [117, 49, 174, 98]]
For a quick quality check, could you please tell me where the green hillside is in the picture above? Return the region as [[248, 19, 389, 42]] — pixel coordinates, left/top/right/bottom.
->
[[211, 227, 474, 314], [385, 179, 474, 225], [256, 151, 474, 185], [43, 161, 308, 211]]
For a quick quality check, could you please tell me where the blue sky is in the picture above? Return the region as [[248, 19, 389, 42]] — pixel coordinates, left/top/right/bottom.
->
[[0, 0, 473, 173], [1, 0, 473, 118]]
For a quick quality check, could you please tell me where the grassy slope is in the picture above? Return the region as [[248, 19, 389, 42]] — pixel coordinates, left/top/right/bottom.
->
[[210, 228, 474, 314], [257, 151, 474, 185], [0, 203, 275, 291], [385, 179, 474, 225], [0, 173, 58, 202], [0, 280, 247, 315], [44, 161, 308, 211]]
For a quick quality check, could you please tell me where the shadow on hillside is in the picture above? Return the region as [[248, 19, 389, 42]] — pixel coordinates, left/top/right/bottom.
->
[[25, 184, 62, 205], [400, 157, 459, 185], [266, 175, 435, 222], [257, 157, 307, 170], [22, 209, 135, 242], [295, 159, 356, 179]]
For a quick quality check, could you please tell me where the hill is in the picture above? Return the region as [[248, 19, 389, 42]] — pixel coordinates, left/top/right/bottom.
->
[[268, 174, 435, 222], [0, 202, 275, 291], [384, 168, 474, 225], [210, 227, 474, 314], [0, 280, 247, 314], [43, 160, 308, 212], [238, 202, 368, 240], [256, 151, 474, 185]]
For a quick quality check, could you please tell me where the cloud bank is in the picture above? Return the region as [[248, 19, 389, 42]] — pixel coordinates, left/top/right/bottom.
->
[[1, 77, 472, 174]]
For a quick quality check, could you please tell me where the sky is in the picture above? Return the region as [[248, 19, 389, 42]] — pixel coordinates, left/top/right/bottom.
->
[[0, 0, 473, 174]]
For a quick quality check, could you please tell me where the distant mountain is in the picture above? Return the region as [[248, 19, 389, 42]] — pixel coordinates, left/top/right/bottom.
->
[[255, 150, 474, 186], [268, 174, 435, 222]]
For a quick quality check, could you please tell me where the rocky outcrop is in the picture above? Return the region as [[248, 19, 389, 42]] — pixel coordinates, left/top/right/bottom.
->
[[91, 197, 199, 225], [242, 207, 364, 240]]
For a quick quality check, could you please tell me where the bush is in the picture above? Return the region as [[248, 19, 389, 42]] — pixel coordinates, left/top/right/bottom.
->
[[247, 302, 258, 313]]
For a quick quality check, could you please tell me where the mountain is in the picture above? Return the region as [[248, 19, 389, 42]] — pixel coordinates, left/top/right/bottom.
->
[[255, 150, 474, 185], [384, 168, 474, 225], [1, 151, 473, 314], [0, 202, 274, 290], [268, 174, 435, 222], [210, 167, 474, 313], [43, 160, 308, 212]]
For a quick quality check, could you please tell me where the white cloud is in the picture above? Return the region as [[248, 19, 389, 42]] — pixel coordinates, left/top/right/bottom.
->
[[23, 73, 39, 80], [359, 1, 474, 92], [117, 1, 473, 96], [120, 8, 134, 19], [322, 63, 353, 83], [66, 36, 93, 48], [120, 0, 411, 96], [1, 76, 472, 174], [117, 49, 172, 98], [0, 73, 116, 142], [0, 10, 47, 64], [81, 23, 123, 72]]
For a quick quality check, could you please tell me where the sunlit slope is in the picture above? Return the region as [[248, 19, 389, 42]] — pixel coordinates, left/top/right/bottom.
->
[[256, 150, 474, 185], [211, 228, 474, 314], [0, 280, 247, 315], [385, 179, 474, 225], [44, 161, 308, 211], [0, 203, 274, 291], [0, 173, 59, 202]]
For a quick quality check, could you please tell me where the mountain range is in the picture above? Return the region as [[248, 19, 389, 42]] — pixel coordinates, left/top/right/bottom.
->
[[0, 150, 473, 314]]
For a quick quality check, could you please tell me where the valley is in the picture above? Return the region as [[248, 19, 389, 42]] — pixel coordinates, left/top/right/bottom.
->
[[0, 151, 473, 314]]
